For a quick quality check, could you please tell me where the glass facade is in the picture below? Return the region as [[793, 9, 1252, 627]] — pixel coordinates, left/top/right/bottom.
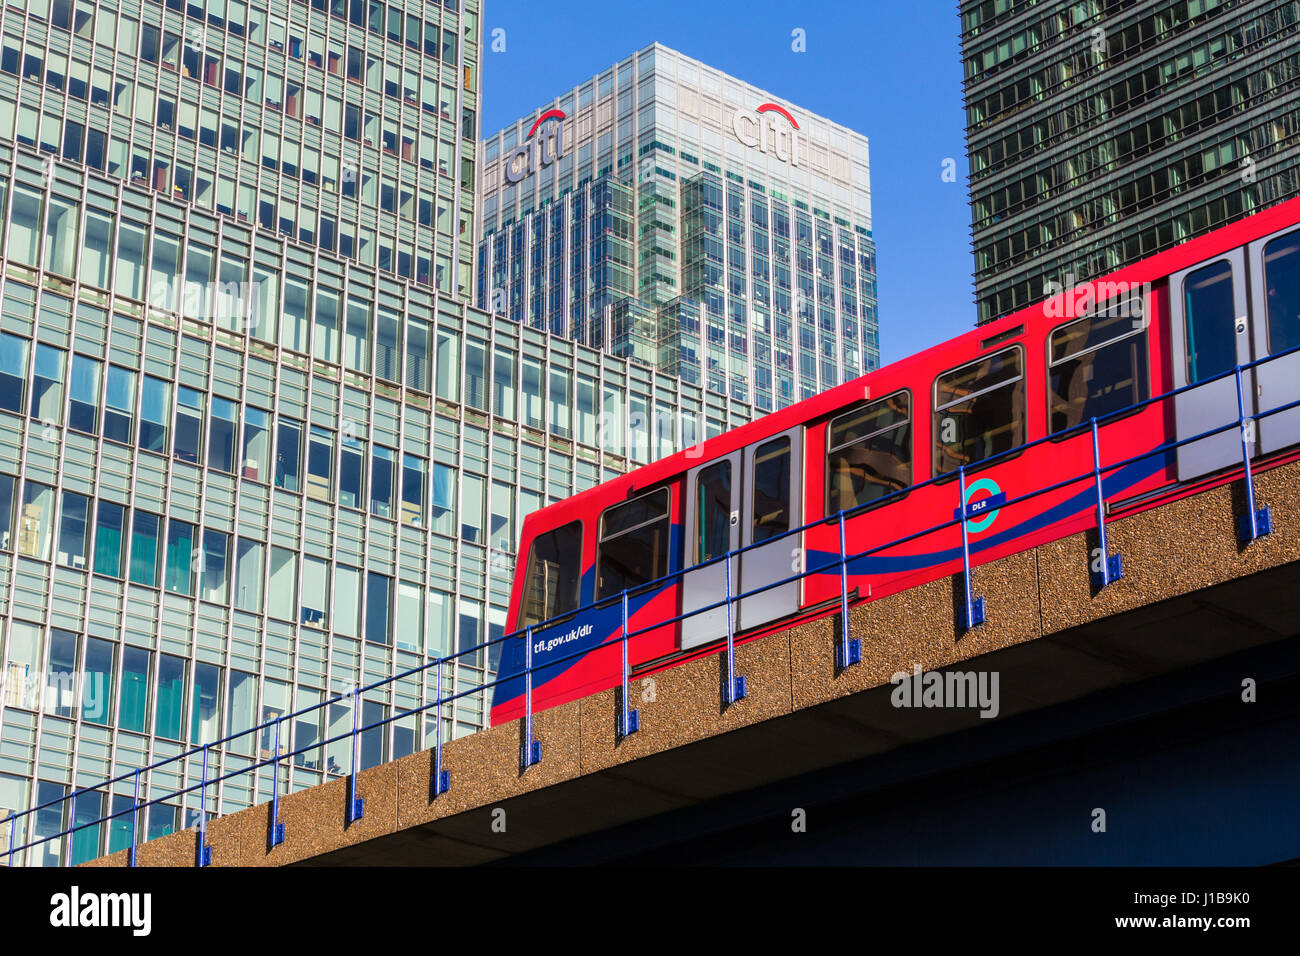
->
[[476, 43, 880, 411], [0, 5, 757, 865], [963, 0, 1300, 324]]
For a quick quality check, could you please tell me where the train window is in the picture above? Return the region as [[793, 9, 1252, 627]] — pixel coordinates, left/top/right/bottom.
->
[[1048, 306, 1148, 434], [1264, 232, 1300, 356], [596, 488, 670, 601], [827, 391, 911, 514], [933, 346, 1024, 475], [752, 437, 791, 544], [1183, 259, 1236, 384], [696, 459, 731, 563], [520, 520, 582, 629]]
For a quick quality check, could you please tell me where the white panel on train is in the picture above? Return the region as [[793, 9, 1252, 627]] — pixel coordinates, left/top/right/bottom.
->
[[681, 450, 742, 651], [739, 427, 803, 631]]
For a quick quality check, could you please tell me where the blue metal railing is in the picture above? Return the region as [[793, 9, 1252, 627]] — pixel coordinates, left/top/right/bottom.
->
[[2, 346, 1294, 867]]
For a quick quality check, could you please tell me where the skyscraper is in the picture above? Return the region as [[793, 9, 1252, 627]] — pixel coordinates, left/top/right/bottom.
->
[[0, 3, 751, 865], [963, 0, 1300, 324], [477, 43, 880, 411]]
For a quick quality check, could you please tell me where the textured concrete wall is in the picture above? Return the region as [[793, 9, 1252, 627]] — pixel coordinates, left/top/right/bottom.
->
[[82, 459, 1300, 866]]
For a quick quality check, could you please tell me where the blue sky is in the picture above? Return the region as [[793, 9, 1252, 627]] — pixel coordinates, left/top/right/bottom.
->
[[478, 0, 976, 366]]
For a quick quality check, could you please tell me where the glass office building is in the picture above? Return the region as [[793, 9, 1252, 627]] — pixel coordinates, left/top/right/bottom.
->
[[0, 3, 753, 865], [477, 43, 880, 411], [963, 0, 1300, 325]]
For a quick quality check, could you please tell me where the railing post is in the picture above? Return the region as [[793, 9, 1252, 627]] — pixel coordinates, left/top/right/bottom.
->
[[619, 589, 639, 738], [521, 626, 542, 768], [268, 717, 285, 848], [1234, 364, 1272, 543], [128, 770, 139, 868], [836, 511, 861, 670], [723, 549, 746, 704], [196, 746, 211, 867], [1090, 416, 1123, 589], [63, 791, 75, 867], [432, 657, 449, 797], [347, 689, 364, 823], [957, 465, 985, 631]]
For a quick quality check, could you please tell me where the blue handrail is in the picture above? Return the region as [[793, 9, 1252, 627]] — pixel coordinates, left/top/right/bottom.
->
[[2, 345, 1293, 867]]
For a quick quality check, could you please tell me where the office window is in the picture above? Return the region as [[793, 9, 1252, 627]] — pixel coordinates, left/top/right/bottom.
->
[[209, 398, 238, 472], [313, 289, 340, 364], [274, 416, 303, 492], [227, 670, 257, 755], [68, 354, 100, 434], [8, 185, 42, 267], [0, 473, 13, 551], [465, 340, 486, 410], [460, 474, 483, 543], [55, 490, 89, 569], [401, 453, 425, 526], [260, 679, 289, 758], [46, 629, 78, 718], [30, 344, 65, 422], [191, 662, 221, 745], [827, 392, 912, 514], [173, 386, 204, 462], [397, 581, 422, 653], [18, 481, 54, 560], [375, 306, 400, 382], [82, 637, 114, 725], [242, 406, 269, 480], [0, 333, 28, 413], [431, 462, 455, 536], [233, 538, 263, 611], [366, 571, 391, 645], [549, 368, 570, 437], [933, 347, 1025, 474], [128, 510, 160, 586], [301, 555, 328, 628], [103, 366, 135, 444], [522, 357, 543, 429], [294, 686, 322, 770], [370, 445, 395, 518], [163, 519, 196, 595], [114, 221, 148, 300], [333, 563, 359, 637], [139, 376, 171, 454], [493, 349, 516, 419], [155, 654, 185, 740], [489, 482, 514, 551], [307, 426, 334, 500], [92, 500, 125, 576], [435, 330, 459, 401], [267, 546, 296, 620], [119, 645, 150, 734], [45, 196, 78, 277], [281, 277, 309, 353], [340, 432, 365, 509], [81, 211, 113, 288], [344, 298, 370, 373], [201, 529, 228, 603]]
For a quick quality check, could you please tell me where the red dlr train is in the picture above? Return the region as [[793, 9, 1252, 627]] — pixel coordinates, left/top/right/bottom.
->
[[490, 198, 1300, 726]]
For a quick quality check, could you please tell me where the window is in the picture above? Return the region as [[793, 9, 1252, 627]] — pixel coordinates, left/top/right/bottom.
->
[[933, 347, 1025, 474], [520, 521, 583, 628], [275, 416, 303, 491], [1049, 308, 1148, 434], [344, 299, 370, 373], [30, 344, 64, 422], [82, 637, 114, 725], [46, 629, 77, 718], [233, 538, 263, 610], [340, 432, 365, 509], [752, 438, 792, 544], [0, 333, 28, 413], [119, 645, 150, 734], [1264, 231, 1300, 356], [0, 473, 13, 551], [226, 670, 257, 755], [241, 407, 269, 480], [104, 366, 135, 445], [370, 445, 395, 518], [56, 490, 89, 568], [155, 654, 185, 740], [401, 453, 424, 526], [307, 426, 333, 500], [366, 571, 391, 645], [301, 555, 328, 627], [139, 376, 171, 454], [333, 563, 360, 637], [201, 529, 228, 603], [827, 392, 912, 514], [92, 500, 125, 576], [489, 482, 514, 551], [696, 459, 731, 563], [128, 510, 160, 586], [267, 546, 296, 620], [209, 398, 238, 472], [68, 355, 100, 434], [596, 489, 670, 600], [191, 662, 221, 745], [1183, 260, 1235, 385], [173, 387, 204, 462], [431, 462, 455, 535], [164, 519, 196, 595], [18, 481, 54, 560]]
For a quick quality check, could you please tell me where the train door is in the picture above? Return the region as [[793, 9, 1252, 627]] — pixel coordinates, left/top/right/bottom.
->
[[740, 429, 803, 630], [1247, 223, 1300, 456], [1169, 248, 1253, 480], [682, 451, 741, 651]]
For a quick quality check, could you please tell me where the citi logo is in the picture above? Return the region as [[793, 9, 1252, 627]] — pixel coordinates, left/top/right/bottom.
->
[[50, 886, 152, 936], [504, 109, 566, 184], [732, 102, 801, 166]]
